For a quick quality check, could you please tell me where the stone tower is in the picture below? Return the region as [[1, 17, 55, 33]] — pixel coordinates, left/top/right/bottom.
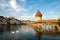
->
[[35, 10, 42, 22]]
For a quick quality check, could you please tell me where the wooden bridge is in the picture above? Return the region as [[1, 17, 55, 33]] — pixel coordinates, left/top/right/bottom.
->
[[28, 24, 60, 40], [30, 24, 60, 33]]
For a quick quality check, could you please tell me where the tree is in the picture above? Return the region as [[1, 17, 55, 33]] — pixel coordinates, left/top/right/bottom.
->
[[57, 18, 60, 26]]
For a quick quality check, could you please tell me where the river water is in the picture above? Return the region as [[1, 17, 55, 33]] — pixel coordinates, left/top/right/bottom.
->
[[0, 25, 60, 40]]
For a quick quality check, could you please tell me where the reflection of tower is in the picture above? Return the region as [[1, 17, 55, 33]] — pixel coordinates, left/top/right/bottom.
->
[[35, 10, 42, 22]]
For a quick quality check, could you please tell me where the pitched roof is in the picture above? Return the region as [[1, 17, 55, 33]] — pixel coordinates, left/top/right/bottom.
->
[[35, 10, 42, 17], [36, 19, 58, 23]]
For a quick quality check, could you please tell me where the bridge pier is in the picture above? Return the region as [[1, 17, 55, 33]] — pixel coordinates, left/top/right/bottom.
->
[[35, 31, 42, 40], [33, 26, 42, 40], [31, 24, 42, 40]]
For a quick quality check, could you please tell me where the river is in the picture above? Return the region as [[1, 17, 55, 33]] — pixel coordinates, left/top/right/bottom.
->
[[0, 25, 60, 40]]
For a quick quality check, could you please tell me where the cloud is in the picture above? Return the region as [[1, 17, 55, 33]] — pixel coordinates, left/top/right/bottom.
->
[[0, 0, 34, 20], [20, 13, 35, 20], [9, 0, 27, 12], [0, 2, 6, 7], [42, 10, 60, 20], [50, 1, 60, 8], [9, 0, 21, 12], [21, 0, 26, 2], [0, 0, 15, 16], [8, 0, 34, 20], [20, 15, 34, 20]]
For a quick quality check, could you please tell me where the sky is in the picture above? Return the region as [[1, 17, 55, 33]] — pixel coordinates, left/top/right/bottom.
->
[[0, 0, 60, 20]]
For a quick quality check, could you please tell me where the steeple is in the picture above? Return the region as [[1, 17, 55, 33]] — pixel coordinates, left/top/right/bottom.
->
[[35, 10, 42, 17]]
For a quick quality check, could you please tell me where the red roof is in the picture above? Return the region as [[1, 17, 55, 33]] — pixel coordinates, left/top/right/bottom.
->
[[35, 10, 42, 17], [36, 19, 58, 23]]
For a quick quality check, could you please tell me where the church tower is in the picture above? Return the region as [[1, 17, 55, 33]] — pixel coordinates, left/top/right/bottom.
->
[[35, 10, 42, 22]]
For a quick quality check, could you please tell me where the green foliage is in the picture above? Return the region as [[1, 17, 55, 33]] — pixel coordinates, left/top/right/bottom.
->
[[57, 18, 60, 26], [58, 18, 60, 22]]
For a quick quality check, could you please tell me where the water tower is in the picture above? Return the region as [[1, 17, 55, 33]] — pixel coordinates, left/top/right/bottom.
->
[[35, 10, 42, 22]]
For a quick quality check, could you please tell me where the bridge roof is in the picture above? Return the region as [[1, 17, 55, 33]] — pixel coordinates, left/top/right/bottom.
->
[[36, 19, 58, 23]]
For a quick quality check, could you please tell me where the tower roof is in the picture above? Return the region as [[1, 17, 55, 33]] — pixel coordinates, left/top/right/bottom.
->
[[35, 10, 42, 17]]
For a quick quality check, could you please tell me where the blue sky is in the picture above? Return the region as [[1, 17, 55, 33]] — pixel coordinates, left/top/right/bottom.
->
[[0, 0, 60, 20]]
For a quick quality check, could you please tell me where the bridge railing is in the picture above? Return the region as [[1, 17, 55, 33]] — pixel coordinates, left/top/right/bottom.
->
[[29, 24, 60, 33]]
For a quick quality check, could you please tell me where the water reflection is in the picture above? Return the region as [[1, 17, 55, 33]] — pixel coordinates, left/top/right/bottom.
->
[[0, 25, 7, 34], [0, 25, 36, 40], [0, 25, 60, 40]]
